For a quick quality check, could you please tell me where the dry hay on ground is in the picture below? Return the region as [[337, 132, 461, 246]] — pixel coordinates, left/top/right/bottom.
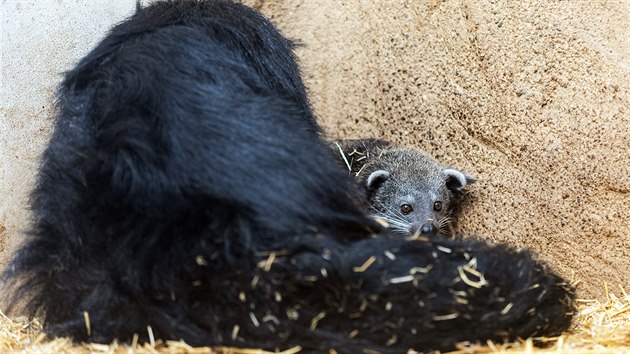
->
[[1, 286, 628, 354]]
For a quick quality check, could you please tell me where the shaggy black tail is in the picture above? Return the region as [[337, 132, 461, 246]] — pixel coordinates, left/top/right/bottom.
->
[[3, 1, 574, 353], [269, 235, 575, 352]]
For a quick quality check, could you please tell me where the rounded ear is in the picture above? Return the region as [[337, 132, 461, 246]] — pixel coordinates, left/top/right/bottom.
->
[[366, 170, 390, 191], [443, 168, 475, 192]]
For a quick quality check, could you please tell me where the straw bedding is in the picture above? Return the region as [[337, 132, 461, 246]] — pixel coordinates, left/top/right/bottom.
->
[[1, 286, 628, 353]]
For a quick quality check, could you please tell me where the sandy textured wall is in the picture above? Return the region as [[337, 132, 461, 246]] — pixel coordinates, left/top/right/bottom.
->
[[1, 0, 629, 299], [247, 0, 630, 298]]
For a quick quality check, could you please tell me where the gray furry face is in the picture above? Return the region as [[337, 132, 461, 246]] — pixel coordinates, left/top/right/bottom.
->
[[360, 149, 474, 238]]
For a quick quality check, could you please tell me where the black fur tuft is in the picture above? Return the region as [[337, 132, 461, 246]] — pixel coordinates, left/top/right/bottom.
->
[[4, 1, 574, 353]]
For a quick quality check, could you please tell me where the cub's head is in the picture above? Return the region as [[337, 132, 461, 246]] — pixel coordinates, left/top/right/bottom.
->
[[359, 149, 475, 237]]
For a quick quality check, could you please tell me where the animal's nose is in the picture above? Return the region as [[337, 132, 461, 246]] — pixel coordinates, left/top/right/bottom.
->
[[420, 223, 437, 236]]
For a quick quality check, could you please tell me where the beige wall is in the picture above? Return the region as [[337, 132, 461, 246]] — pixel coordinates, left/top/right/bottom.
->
[[1, 0, 137, 268]]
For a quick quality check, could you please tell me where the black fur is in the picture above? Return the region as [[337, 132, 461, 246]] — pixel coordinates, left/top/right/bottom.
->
[[4, 1, 575, 353]]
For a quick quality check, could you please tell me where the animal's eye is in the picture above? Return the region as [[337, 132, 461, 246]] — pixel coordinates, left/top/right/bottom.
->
[[400, 204, 413, 214], [433, 201, 443, 211]]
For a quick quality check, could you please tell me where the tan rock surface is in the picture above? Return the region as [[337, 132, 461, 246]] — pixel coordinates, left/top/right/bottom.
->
[[247, 0, 630, 298], [1, 1, 628, 299]]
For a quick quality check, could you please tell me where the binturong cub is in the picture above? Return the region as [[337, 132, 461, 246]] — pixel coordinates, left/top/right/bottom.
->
[[4, 1, 575, 353], [332, 139, 475, 237]]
